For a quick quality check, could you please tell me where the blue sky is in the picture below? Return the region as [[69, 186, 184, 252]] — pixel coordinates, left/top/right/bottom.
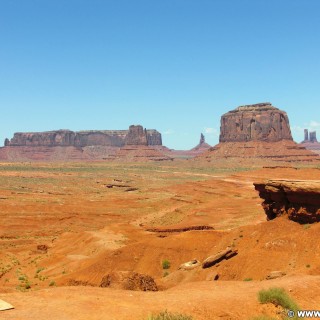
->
[[1, 0, 319, 149]]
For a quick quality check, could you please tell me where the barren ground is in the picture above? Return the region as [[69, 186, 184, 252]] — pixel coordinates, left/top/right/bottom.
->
[[1, 160, 320, 319]]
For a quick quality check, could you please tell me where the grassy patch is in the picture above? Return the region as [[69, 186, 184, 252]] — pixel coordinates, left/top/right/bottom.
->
[[147, 310, 193, 320], [243, 278, 253, 281], [258, 287, 300, 319], [49, 280, 56, 287]]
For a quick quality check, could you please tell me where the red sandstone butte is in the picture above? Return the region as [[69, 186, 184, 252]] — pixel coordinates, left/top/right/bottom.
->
[[0, 125, 165, 162], [198, 102, 320, 162]]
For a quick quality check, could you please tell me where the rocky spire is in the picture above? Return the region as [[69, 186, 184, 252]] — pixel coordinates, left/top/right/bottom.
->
[[200, 133, 205, 144]]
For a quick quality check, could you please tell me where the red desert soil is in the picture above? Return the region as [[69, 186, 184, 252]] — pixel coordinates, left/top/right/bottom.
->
[[0, 161, 320, 319]]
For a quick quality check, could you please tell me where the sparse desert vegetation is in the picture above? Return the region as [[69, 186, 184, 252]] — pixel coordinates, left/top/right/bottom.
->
[[147, 310, 193, 320], [0, 161, 319, 319]]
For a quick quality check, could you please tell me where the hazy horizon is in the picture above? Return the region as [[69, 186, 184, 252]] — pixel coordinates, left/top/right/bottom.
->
[[1, 0, 319, 149]]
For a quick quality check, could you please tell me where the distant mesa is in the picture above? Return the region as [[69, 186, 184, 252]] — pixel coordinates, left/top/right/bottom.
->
[[4, 125, 162, 148], [300, 128, 320, 155], [199, 102, 320, 162], [0, 125, 170, 162]]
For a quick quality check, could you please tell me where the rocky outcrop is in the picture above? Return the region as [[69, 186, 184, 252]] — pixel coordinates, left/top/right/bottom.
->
[[300, 129, 320, 155], [219, 102, 293, 143], [4, 126, 162, 148], [99, 271, 158, 291], [197, 103, 320, 162], [191, 133, 211, 152], [125, 125, 148, 145], [303, 129, 318, 143], [202, 247, 238, 269], [201, 140, 320, 162], [254, 179, 320, 223], [0, 125, 165, 161]]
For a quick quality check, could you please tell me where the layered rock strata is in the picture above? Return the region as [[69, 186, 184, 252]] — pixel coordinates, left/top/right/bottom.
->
[[198, 103, 320, 162], [219, 102, 293, 142], [254, 179, 320, 223], [109, 145, 173, 162], [5, 126, 162, 147], [0, 125, 167, 162]]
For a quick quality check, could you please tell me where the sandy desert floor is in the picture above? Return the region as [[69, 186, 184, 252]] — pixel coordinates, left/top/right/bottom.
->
[[0, 160, 320, 319]]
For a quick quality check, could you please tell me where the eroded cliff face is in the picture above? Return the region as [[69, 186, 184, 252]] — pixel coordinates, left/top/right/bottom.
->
[[197, 103, 319, 162], [4, 126, 162, 148], [219, 103, 293, 143], [125, 125, 148, 146], [254, 180, 320, 223]]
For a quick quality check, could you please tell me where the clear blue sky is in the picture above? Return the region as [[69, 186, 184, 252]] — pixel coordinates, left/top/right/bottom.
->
[[1, 0, 319, 149]]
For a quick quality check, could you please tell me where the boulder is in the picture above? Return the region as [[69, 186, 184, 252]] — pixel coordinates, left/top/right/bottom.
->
[[0, 299, 14, 311], [178, 259, 201, 270], [202, 247, 238, 268], [266, 271, 286, 280]]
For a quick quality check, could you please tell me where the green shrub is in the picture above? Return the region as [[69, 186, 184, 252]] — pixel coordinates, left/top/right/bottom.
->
[[49, 280, 56, 287], [147, 310, 193, 320], [243, 278, 253, 281], [162, 259, 170, 270], [36, 267, 45, 274], [258, 287, 299, 311]]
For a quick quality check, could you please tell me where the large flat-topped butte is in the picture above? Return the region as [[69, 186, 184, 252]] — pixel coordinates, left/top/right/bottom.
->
[[220, 102, 292, 142]]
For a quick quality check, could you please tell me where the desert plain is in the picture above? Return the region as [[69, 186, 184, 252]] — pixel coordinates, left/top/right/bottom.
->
[[0, 158, 320, 320]]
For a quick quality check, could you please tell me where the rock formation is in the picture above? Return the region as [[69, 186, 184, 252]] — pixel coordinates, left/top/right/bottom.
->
[[310, 131, 318, 142], [302, 129, 318, 143], [219, 102, 293, 142], [300, 129, 320, 155], [198, 103, 320, 162], [190, 133, 211, 154], [125, 125, 148, 145], [99, 271, 158, 291], [200, 133, 205, 144], [4, 126, 162, 148], [254, 179, 320, 224], [152, 133, 212, 160], [0, 125, 167, 162]]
